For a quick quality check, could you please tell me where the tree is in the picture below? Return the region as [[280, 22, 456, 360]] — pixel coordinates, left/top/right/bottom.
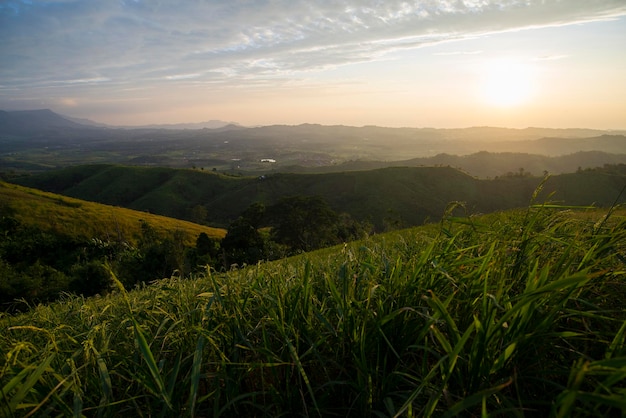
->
[[269, 196, 339, 253], [190, 205, 208, 223], [221, 203, 267, 266], [196, 232, 218, 259], [187, 232, 220, 269], [241, 202, 266, 228], [116, 221, 187, 286], [336, 212, 371, 242], [69, 261, 110, 297]]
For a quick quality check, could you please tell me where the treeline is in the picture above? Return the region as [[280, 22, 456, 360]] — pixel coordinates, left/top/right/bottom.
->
[[0, 205, 218, 311], [12, 163, 626, 232], [0, 195, 367, 311], [221, 195, 370, 266]]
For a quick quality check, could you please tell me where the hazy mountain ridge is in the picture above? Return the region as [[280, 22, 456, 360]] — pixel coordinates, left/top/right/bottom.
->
[[0, 109, 90, 135], [283, 150, 626, 178], [118, 121, 244, 130], [2, 109, 624, 140], [2, 109, 625, 175]]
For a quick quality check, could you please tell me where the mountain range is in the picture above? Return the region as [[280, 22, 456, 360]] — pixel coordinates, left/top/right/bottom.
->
[[0, 109, 239, 133], [1, 108, 625, 178]]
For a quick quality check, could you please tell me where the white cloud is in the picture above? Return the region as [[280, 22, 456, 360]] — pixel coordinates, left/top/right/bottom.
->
[[1, 0, 625, 96], [57, 77, 111, 85], [164, 73, 202, 81], [534, 54, 569, 61], [433, 50, 484, 56]]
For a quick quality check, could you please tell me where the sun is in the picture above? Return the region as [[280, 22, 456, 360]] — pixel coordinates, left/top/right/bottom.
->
[[480, 57, 535, 107]]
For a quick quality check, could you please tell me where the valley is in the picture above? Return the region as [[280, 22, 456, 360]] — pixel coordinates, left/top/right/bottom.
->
[[2, 110, 626, 175]]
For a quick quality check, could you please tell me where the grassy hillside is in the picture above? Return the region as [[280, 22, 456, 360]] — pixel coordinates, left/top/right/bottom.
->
[[1, 205, 625, 416], [0, 181, 225, 245], [12, 164, 626, 230]]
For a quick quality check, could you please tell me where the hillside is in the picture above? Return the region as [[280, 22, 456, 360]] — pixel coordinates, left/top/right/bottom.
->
[[12, 164, 626, 230], [0, 182, 226, 309], [0, 181, 225, 245], [2, 205, 625, 416]]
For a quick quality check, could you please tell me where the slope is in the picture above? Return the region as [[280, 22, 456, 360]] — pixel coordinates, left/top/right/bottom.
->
[[1, 206, 625, 416], [0, 181, 225, 246], [12, 164, 626, 231]]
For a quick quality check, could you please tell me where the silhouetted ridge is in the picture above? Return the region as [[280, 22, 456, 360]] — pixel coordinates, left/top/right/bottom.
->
[[0, 109, 89, 135]]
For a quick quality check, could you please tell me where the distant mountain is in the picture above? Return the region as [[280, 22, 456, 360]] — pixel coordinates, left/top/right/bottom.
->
[[0, 108, 243, 133], [119, 120, 244, 130], [2, 109, 625, 174], [0, 109, 90, 135], [209, 123, 248, 132], [62, 114, 110, 128], [483, 135, 626, 156]]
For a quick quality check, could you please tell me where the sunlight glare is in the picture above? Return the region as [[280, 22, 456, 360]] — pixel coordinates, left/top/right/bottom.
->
[[480, 57, 535, 107]]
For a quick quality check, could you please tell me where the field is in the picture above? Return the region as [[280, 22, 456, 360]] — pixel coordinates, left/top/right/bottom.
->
[[1, 202, 625, 416], [0, 181, 225, 245]]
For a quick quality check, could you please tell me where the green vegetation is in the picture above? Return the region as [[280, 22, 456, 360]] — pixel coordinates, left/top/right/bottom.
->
[[12, 163, 626, 230], [0, 181, 225, 245], [2, 201, 625, 416], [0, 180, 368, 306], [0, 212, 222, 310], [0, 182, 225, 310], [221, 197, 370, 266]]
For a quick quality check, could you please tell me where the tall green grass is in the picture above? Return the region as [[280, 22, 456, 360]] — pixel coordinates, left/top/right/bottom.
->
[[1, 204, 625, 416]]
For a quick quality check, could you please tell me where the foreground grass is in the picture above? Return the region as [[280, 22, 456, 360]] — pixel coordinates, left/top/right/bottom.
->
[[1, 205, 625, 417]]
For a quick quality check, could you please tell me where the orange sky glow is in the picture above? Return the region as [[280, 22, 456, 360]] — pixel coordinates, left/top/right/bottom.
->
[[1, 1, 625, 129]]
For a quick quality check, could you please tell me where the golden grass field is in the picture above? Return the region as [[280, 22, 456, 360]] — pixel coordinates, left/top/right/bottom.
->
[[0, 181, 225, 246]]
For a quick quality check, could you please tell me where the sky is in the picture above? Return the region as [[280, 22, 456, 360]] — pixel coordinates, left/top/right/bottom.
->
[[1, 0, 625, 129]]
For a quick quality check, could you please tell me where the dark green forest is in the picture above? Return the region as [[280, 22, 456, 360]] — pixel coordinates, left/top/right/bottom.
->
[[0, 193, 369, 310], [10, 163, 626, 230], [0, 209, 215, 310], [3, 163, 625, 310]]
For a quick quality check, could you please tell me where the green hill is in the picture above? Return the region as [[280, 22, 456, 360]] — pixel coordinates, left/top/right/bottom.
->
[[12, 164, 626, 230], [0, 182, 226, 308], [0, 181, 225, 245], [1, 205, 625, 416]]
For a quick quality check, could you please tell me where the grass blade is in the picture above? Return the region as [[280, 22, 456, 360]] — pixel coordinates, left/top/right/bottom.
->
[[188, 334, 205, 416], [132, 318, 172, 411], [5, 354, 56, 413]]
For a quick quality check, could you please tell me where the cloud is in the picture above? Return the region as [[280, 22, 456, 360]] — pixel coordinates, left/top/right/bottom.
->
[[59, 97, 78, 107], [534, 54, 569, 61], [57, 77, 111, 85], [1, 0, 625, 92], [433, 50, 484, 56]]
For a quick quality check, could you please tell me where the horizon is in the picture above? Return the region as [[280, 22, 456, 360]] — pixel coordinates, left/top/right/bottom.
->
[[1, 1, 625, 130], [5, 107, 626, 132]]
